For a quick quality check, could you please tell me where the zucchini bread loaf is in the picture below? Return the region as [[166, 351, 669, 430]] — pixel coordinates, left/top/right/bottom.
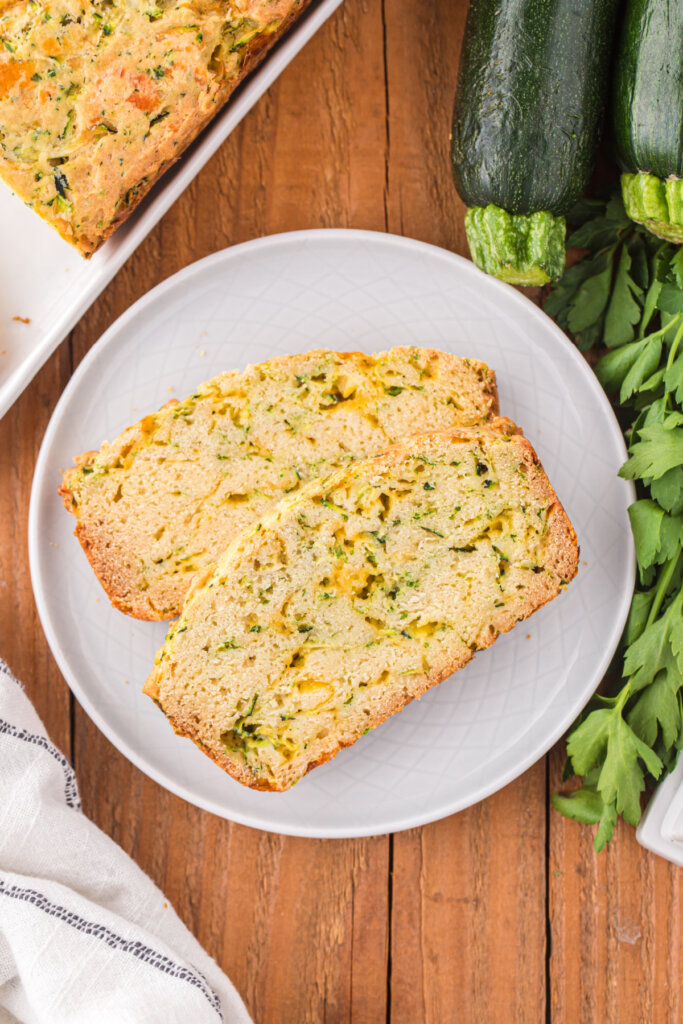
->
[[60, 347, 501, 620], [144, 425, 579, 791], [0, 0, 310, 255]]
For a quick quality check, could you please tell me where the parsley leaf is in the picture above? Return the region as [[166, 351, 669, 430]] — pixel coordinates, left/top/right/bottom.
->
[[672, 249, 683, 290], [594, 800, 619, 851], [623, 591, 683, 694], [551, 786, 603, 824], [628, 500, 666, 577], [545, 249, 616, 350], [566, 251, 614, 334], [597, 336, 662, 401], [566, 703, 663, 827], [658, 284, 683, 316], [651, 467, 683, 515], [548, 188, 683, 850], [628, 671, 682, 750], [619, 423, 683, 482], [566, 192, 631, 250], [598, 713, 663, 824], [624, 587, 657, 645], [603, 246, 643, 347], [664, 352, 683, 405]]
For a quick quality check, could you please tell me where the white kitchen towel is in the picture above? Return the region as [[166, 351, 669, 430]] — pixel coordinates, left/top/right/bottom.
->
[[0, 659, 252, 1024]]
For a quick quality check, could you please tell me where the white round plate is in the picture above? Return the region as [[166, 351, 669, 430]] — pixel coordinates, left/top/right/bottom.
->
[[29, 230, 634, 838]]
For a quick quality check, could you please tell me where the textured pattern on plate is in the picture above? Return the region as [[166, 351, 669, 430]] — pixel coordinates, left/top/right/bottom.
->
[[29, 230, 634, 837]]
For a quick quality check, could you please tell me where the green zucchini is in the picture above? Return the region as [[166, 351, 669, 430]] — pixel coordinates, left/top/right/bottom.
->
[[451, 0, 618, 285], [613, 0, 683, 243]]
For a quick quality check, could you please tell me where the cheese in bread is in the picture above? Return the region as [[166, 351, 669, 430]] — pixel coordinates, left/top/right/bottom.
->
[[59, 346, 501, 620], [144, 424, 579, 791]]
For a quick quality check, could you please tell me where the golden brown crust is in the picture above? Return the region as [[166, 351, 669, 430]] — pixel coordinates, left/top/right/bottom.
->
[[61, 461, 158, 616], [148, 647, 470, 791], [75, 521, 156, 618]]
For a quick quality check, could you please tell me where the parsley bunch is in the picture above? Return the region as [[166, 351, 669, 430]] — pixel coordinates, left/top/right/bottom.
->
[[546, 193, 683, 850]]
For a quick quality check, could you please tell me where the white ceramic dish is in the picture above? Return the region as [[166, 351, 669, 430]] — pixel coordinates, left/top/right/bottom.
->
[[29, 229, 635, 838], [637, 759, 683, 866], [0, 0, 343, 421]]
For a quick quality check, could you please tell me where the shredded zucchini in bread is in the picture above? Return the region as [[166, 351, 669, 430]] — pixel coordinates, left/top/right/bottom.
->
[[144, 425, 579, 791], [0, 0, 310, 254], [59, 347, 501, 620]]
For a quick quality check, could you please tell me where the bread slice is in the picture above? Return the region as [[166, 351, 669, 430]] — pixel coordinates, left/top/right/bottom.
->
[[59, 347, 500, 620], [0, 0, 312, 255], [144, 425, 579, 792]]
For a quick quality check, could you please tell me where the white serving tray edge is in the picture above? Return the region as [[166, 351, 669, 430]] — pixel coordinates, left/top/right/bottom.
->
[[0, 0, 343, 420], [637, 758, 683, 867]]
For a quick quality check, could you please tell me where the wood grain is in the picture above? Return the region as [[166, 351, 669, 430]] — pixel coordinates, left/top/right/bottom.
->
[[548, 745, 682, 1024], [382, 0, 468, 249], [0, 1, 680, 1022], [0, 346, 72, 752], [390, 769, 547, 1024]]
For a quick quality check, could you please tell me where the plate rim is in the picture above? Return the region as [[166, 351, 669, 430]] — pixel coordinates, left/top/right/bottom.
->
[[28, 228, 636, 838]]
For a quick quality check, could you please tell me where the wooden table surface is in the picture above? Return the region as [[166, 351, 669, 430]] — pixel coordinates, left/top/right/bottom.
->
[[1, 1, 680, 1021]]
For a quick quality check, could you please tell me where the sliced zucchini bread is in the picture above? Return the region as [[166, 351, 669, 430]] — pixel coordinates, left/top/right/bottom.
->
[[59, 347, 501, 620], [144, 425, 579, 791], [0, 0, 312, 254]]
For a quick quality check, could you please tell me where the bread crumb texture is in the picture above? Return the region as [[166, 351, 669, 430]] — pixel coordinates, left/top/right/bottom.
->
[[144, 426, 579, 791], [59, 347, 501, 619], [0, 0, 309, 254]]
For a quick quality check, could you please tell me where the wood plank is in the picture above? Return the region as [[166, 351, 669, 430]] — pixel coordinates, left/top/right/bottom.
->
[[219, 833, 389, 1023], [390, 768, 547, 1024], [382, 0, 469, 250], [71, 4, 391, 1022], [549, 745, 682, 1024], [0, 345, 72, 752], [383, 2, 547, 1020]]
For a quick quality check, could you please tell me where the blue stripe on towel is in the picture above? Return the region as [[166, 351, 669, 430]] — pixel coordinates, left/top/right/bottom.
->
[[0, 880, 224, 1020]]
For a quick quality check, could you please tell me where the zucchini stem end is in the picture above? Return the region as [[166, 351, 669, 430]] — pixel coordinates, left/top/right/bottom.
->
[[464, 206, 566, 286], [621, 173, 683, 244]]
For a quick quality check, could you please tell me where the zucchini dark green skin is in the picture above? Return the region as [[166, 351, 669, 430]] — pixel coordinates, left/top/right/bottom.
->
[[452, 0, 618, 215], [451, 0, 618, 284], [613, 0, 683, 242], [614, 0, 683, 180]]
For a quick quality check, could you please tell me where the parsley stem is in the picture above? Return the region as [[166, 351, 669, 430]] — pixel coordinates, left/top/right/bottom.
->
[[615, 683, 631, 711], [643, 312, 682, 348], [616, 552, 682, 710], [646, 549, 682, 630], [663, 319, 683, 414], [665, 317, 683, 372]]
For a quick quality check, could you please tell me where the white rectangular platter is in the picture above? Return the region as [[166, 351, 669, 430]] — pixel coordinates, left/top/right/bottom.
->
[[637, 759, 683, 867], [0, 0, 343, 420]]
